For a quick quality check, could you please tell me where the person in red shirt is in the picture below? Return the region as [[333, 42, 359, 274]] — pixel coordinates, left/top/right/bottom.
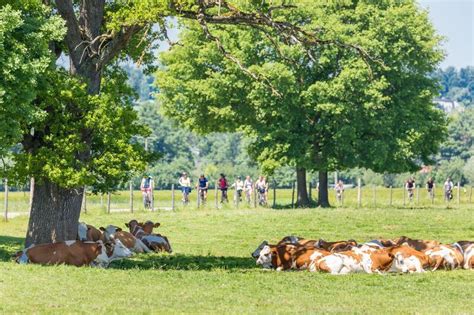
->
[[218, 173, 229, 203]]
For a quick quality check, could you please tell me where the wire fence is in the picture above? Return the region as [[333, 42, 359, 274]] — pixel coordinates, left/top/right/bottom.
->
[[2, 178, 472, 221]]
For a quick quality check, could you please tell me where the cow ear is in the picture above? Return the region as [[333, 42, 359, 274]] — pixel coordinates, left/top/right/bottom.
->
[[154, 223, 161, 228], [116, 228, 122, 232], [99, 227, 105, 231], [125, 223, 129, 228]]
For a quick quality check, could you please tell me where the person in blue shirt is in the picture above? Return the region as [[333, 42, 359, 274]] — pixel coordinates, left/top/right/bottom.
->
[[196, 174, 209, 203]]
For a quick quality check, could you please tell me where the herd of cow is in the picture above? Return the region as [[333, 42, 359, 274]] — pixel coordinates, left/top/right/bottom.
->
[[15, 220, 172, 267], [251, 236, 474, 274]]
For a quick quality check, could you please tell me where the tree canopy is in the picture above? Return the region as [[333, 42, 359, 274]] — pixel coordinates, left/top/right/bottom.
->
[[156, 0, 447, 206]]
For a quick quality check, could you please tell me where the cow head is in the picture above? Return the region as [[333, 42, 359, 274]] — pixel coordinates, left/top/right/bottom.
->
[[390, 253, 409, 273], [93, 240, 111, 268], [252, 240, 268, 259], [256, 245, 274, 269], [110, 239, 133, 260], [78, 222, 88, 241], [141, 220, 161, 234], [99, 225, 122, 241]]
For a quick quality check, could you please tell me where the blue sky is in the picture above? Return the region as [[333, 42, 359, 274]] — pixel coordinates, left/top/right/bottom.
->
[[419, 0, 473, 68]]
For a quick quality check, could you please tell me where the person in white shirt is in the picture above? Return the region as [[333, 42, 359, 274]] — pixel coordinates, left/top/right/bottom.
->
[[243, 176, 253, 204], [231, 176, 244, 202], [178, 172, 191, 204], [444, 177, 454, 201], [255, 176, 267, 205]]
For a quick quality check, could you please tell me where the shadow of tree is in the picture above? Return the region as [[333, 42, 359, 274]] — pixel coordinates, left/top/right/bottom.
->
[[109, 253, 258, 271], [0, 235, 24, 262]]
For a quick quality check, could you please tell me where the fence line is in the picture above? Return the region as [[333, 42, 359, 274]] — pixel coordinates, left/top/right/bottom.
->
[[3, 181, 474, 220]]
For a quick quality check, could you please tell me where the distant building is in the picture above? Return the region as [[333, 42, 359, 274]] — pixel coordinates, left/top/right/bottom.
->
[[434, 98, 463, 113]]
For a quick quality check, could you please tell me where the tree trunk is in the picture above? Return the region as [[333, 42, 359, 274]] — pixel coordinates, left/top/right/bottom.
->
[[25, 180, 83, 247], [296, 168, 310, 207], [318, 170, 330, 208]]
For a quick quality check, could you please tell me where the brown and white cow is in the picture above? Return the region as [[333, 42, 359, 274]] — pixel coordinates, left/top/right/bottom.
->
[[100, 225, 150, 253], [78, 222, 105, 242], [388, 246, 430, 273], [256, 244, 299, 271], [394, 236, 440, 252], [310, 248, 370, 274], [463, 244, 474, 269], [425, 244, 464, 270], [316, 239, 358, 252], [251, 235, 306, 259], [362, 248, 394, 274], [125, 220, 172, 253], [16, 241, 112, 267]]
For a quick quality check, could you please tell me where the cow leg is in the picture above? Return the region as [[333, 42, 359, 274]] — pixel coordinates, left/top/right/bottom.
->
[[135, 239, 151, 253]]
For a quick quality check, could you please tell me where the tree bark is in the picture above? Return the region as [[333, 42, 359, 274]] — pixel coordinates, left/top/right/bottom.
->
[[25, 180, 83, 247], [296, 168, 310, 207], [318, 170, 330, 208]]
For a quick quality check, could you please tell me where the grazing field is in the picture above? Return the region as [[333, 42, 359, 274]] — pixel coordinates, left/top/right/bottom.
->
[[1, 205, 473, 314]]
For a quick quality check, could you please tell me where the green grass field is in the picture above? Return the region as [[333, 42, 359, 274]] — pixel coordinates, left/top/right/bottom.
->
[[1, 203, 474, 314]]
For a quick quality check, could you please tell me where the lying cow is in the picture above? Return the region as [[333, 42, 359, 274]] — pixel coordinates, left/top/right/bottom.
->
[[425, 244, 464, 271], [256, 244, 300, 271], [388, 246, 430, 273], [100, 225, 150, 253], [16, 240, 131, 267], [310, 248, 371, 274], [316, 239, 358, 252], [125, 220, 172, 253], [463, 244, 474, 269], [394, 236, 440, 252], [251, 235, 305, 259], [78, 222, 104, 242]]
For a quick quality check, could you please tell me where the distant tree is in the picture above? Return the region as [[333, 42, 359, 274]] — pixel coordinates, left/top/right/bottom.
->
[[157, 1, 447, 207]]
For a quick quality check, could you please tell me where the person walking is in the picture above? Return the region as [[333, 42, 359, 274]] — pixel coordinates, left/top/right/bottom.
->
[[444, 177, 454, 202], [178, 172, 191, 204], [218, 173, 229, 203]]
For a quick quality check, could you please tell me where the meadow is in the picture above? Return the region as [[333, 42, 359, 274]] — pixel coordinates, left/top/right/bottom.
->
[[1, 195, 474, 314]]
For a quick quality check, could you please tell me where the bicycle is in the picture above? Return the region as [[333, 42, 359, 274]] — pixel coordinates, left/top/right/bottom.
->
[[257, 188, 267, 206], [181, 187, 191, 205], [198, 187, 207, 204], [142, 191, 152, 209]]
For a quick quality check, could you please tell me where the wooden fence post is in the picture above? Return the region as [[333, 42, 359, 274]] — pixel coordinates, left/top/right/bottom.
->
[[308, 182, 312, 201], [215, 184, 219, 209], [457, 182, 460, 206], [416, 185, 420, 205], [470, 186, 472, 203], [291, 181, 296, 209], [129, 181, 133, 213], [403, 186, 406, 206], [82, 186, 87, 214], [107, 192, 111, 214], [272, 181, 276, 208], [373, 186, 376, 207], [197, 186, 201, 208], [171, 184, 175, 211], [151, 179, 155, 211], [389, 186, 393, 206], [4, 179, 8, 222], [253, 185, 257, 208], [432, 186, 435, 204], [357, 178, 361, 208]]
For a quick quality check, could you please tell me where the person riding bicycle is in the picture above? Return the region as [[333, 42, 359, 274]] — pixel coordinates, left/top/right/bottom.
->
[[140, 175, 153, 209], [179, 172, 192, 204], [231, 176, 244, 202], [405, 177, 415, 200], [444, 177, 454, 201], [255, 176, 267, 205], [426, 177, 435, 197], [196, 174, 209, 203], [244, 175, 253, 204], [218, 173, 229, 203]]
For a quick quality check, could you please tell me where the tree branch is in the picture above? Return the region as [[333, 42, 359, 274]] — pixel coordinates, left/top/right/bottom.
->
[[55, 0, 83, 70]]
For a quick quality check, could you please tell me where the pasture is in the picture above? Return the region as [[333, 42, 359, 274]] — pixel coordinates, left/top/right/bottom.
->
[[1, 204, 474, 314]]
